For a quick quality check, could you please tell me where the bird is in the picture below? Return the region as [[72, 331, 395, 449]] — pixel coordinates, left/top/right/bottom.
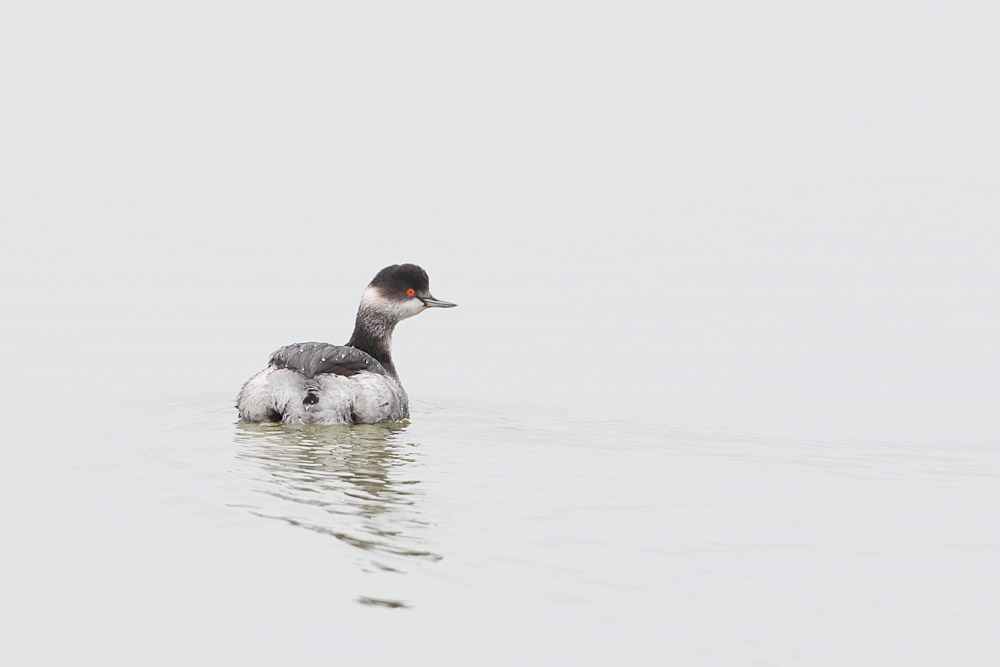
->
[[237, 264, 456, 424]]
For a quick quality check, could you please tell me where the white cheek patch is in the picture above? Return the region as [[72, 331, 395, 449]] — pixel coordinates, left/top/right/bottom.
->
[[359, 286, 384, 310], [360, 286, 425, 320], [398, 298, 426, 318]]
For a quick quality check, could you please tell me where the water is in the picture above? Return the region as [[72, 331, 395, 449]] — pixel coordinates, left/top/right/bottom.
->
[[5, 396, 998, 664], [3, 2, 1000, 664]]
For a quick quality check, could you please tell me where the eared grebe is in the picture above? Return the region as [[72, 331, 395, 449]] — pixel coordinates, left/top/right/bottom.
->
[[237, 264, 456, 424]]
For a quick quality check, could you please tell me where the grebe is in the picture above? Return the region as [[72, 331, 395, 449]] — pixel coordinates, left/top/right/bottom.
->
[[237, 264, 456, 424]]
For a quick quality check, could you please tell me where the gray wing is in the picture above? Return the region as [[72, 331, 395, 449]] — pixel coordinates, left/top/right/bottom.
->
[[269, 342, 388, 379]]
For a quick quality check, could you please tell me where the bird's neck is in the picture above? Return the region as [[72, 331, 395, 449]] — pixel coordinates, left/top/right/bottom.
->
[[347, 306, 398, 378]]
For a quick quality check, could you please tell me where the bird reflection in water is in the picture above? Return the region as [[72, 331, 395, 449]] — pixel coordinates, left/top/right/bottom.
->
[[233, 421, 440, 574]]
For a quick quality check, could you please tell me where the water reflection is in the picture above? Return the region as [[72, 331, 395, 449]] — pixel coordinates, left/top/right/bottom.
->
[[233, 421, 440, 575]]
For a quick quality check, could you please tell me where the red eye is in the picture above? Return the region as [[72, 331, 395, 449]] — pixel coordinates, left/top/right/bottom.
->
[[406, 288, 416, 296]]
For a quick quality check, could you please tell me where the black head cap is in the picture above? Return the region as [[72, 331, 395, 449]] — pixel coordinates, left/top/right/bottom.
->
[[369, 263, 431, 297]]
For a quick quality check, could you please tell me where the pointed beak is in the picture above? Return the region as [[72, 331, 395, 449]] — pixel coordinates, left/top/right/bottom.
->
[[420, 295, 457, 308]]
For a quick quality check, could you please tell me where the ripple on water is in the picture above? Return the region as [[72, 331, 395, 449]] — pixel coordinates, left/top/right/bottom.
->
[[101, 395, 998, 615], [232, 420, 442, 579]]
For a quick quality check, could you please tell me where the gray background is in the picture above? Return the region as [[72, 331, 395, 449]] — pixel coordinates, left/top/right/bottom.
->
[[2, 2, 998, 664]]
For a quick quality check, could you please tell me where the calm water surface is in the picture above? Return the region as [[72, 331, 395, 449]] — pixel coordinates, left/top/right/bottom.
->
[[4, 391, 998, 664]]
